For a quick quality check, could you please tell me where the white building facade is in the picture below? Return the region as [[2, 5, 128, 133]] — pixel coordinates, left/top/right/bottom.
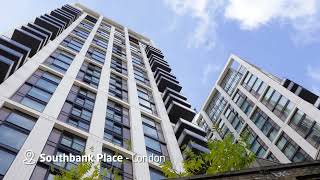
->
[[0, 4, 185, 180], [195, 54, 320, 164]]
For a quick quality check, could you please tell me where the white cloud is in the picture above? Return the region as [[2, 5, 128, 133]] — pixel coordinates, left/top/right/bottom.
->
[[306, 65, 320, 95], [311, 86, 320, 95], [201, 63, 221, 84], [224, 0, 320, 45], [307, 65, 320, 82], [164, 0, 320, 47], [224, 0, 317, 30], [164, 0, 224, 49]]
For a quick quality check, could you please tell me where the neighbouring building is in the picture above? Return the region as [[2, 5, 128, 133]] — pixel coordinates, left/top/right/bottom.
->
[[194, 54, 320, 164]]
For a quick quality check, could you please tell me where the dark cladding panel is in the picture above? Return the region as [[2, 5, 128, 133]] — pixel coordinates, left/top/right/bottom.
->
[[56, 8, 76, 22], [157, 76, 182, 93], [50, 10, 72, 27], [34, 17, 60, 40], [0, 44, 23, 77], [85, 15, 97, 24], [27, 23, 52, 45], [0, 36, 31, 67], [167, 101, 196, 123], [0, 55, 14, 83], [21, 26, 48, 48], [299, 88, 319, 105], [11, 28, 42, 57]]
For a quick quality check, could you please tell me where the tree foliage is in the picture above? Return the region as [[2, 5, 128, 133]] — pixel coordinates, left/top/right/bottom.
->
[[161, 134, 256, 178], [53, 160, 121, 180], [53, 147, 121, 180]]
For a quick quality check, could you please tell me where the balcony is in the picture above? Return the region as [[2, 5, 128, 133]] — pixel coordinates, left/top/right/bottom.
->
[[154, 67, 175, 81], [35, 17, 61, 40], [167, 100, 196, 123], [175, 119, 208, 149], [149, 54, 168, 65], [50, 10, 73, 27], [42, 14, 67, 31], [0, 44, 24, 76], [185, 141, 210, 154], [11, 29, 42, 57], [163, 93, 191, 109], [0, 56, 14, 83], [21, 25, 49, 49], [0, 36, 31, 67], [62, 5, 82, 18], [27, 23, 52, 45], [156, 75, 181, 93], [150, 59, 171, 72], [175, 118, 207, 138], [145, 45, 164, 59], [55, 8, 76, 22], [162, 87, 187, 102]]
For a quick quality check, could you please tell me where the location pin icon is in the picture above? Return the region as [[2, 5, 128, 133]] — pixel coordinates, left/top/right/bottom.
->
[[23, 150, 36, 165]]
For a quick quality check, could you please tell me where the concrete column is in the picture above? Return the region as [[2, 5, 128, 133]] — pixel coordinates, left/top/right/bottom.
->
[[86, 22, 115, 159], [3, 13, 94, 180], [124, 27, 150, 180], [139, 43, 184, 173], [87, 20, 112, 139]]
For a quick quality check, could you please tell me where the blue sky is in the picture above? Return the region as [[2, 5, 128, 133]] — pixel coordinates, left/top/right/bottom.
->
[[1, 0, 320, 110]]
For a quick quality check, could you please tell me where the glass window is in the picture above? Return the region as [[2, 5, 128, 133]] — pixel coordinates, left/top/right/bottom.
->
[[143, 125, 158, 139], [233, 90, 254, 116], [0, 149, 15, 176], [220, 68, 242, 95], [72, 27, 90, 39], [59, 86, 96, 132], [0, 126, 27, 150], [35, 79, 57, 93], [142, 116, 159, 139], [242, 72, 266, 98], [92, 36, 108, 49], [224, 105, 244, 133], [45, 49, 74, 73], [289, 109, 320, 149], [28, 87, 51, 102], [77, 62, 102, 88], [109, 74, 128, 102], [61, 36, 84, 52], [145, 136, 161, 152], [149, 168, 165, 180], [307, 123, 320, 148], [7, 112, 35, 131], [134, 66, 149, 85], [137, 86, 157, 115], [86, 46, 106, 64], [251, 109, 280, 142], [104, 101, 130, 149], [262, 87, 294, 121], [13, 71, 60, 112], [205, 92, 227, 123], [21, 98, 46, 112], [276, 133, 312, 162], [111, 57, 127, 75], [242, 126, 267, 158]]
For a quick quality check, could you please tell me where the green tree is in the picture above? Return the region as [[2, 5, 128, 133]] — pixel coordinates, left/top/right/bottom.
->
[[53, 160, 121, 180], [161, 134, 255, 178], [53, 147, 121, 180]]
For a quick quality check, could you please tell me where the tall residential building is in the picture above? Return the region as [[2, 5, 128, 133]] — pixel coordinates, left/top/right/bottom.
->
[[0, 3, 204, 180], [144, 46, 209, 154], [194, 54, 320, 164]]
